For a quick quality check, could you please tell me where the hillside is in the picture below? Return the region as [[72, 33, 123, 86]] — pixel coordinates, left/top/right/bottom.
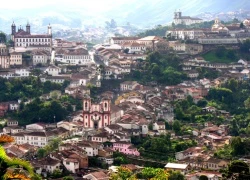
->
[[1, 0, 250, 33]]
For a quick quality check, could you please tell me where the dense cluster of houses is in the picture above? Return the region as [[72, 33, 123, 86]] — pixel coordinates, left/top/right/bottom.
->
[[2, 14, 250, 179]]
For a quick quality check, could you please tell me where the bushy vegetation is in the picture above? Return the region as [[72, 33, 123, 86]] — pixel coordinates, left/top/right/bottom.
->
[[127, 51, 187, 85], [0, 77, 81, 125], [131, 134, 197, 161]]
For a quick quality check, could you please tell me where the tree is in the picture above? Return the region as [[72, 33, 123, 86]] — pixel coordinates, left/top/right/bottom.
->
[[226, 50, 236, 60], [110, 167, 136, 180], [63, 176, 74, 180], [0, 32, 6, 43], [0, 134, 35, 179], [240, 39, 250, 53], [240, 22, 245, 29], [230, 136, 245, 156], [244, 97, 250, 109], [37, 148, 47, 158], [199, 175, 208, 180], [123, 48, 130, 54], [226, 160, 250, 179], [215, 46, 226, 58], [173, 120, 181, 134], [51, 169, 62, 178], [168, 170, 185, 180], [197, 99, 208, 107]]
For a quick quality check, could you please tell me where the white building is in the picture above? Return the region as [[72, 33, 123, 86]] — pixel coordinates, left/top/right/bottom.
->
[[109, 37, 139, 45], [173, 11, 203, 25], [120, 81, 139, 91], [15, 69, 30, 77], [26, 123, 46, 131], [0, 43, 10, 69], [54, 48, 94, 65], [78, 141, 100, 156], [11, 22, 52, 51], [9, 52, 22, 66], [44, 65, 61, 76], [63, 158, 79, 173], [12, 131, 48, 147], [9, 101, 19, 111], [32, 50, 50, 66], [121, 42, 146, 54], [166, 29, 204, 40]]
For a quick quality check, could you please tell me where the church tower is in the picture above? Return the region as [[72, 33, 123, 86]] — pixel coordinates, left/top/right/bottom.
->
[[11, 22, 16, 41], [26, 22, 30, 34], [47, 24, 52, 35], [102, 97, 111, 127], [83, 94, 91, 128], [174, 10, 182, 19]]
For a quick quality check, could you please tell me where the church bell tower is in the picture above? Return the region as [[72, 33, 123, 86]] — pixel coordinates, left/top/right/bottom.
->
[[11, 22, 16, 41], [26, 22, 30, 34]]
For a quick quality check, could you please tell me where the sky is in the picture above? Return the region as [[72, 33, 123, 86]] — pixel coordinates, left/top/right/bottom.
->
[[1, 0, 129, 11]]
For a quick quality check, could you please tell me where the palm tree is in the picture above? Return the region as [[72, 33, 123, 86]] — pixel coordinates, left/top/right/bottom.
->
[[0, 134, 35, 180]]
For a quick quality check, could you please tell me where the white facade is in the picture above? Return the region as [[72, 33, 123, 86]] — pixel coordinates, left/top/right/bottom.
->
[[26, 123, 45, 131], [10, 52, 22, 66], [167, 29, 204, 40], [32, 50, 50, 65], [13, 132, 48, 147], [45, 65, 61, 76], [15, 69, 30, 77], [0, 43, 10, 69], [9, 102, 19, 111], [54, 48, 94, 65], [173, 11, 203, 25], [81, 146, 98, 157], [63, 159, 79, 173]]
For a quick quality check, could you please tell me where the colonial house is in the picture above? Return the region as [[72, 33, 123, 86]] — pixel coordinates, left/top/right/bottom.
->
[[40, 75, 70, 84], [121, 42, 146, 54], [7, 119, 19, 126], [168, 41, 186, 51], [9, 52, 22, 66], [12, 131, 48, 147], [9, 101, 19, 111], [44, 65, 61, 76], [167, 29, 204, 40], [63, 158, 79, 173], [137, 36, 162, 49], [32, 156, 61, 175], [113, 142, 140, 156], [175, 147, 203, 161], [0, 43, 10, 69], [165, 163, 191, 175], [153, 121, 166, 134], [54, 48, 93, 65], [120, 81, 140, 91], [76, 141, 102, 157], [32, 50, 50, 66], [109, 37, 139, 45], [83, 171, 109, 180]]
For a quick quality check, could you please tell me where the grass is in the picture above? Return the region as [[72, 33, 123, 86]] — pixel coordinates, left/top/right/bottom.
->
[[202, 50, 238, 63]]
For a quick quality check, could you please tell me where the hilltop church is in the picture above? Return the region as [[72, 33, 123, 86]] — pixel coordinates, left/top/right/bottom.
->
[[173, 10, 203, 25], [11, 22, 52, 51]]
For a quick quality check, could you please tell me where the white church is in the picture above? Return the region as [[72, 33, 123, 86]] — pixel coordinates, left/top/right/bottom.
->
[[173, 10, 203, 26]]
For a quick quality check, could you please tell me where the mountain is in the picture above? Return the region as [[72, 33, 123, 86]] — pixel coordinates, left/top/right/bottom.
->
[[1, 0, 250, 34]]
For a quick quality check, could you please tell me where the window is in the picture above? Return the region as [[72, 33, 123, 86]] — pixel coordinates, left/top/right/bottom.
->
[[66, 162, 70, 165]]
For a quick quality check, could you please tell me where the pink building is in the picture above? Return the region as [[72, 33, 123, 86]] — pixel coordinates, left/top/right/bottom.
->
[[113, 142, 140, 156]]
